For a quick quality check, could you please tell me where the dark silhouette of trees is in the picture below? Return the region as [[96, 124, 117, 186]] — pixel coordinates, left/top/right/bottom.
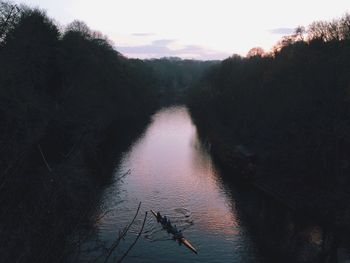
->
[[307, 14, 350, 42], [145, 57, 218, 105], [294, 26, 305, 41], [246, 47, 264, 58], [0, 7, 61, 175], [188, 14, 350, 226], [2, 0, 349, 261], [0, 3, 159, 262]]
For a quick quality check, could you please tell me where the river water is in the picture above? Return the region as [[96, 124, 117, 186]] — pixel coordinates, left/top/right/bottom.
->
[[82, 106, 260, 262], [81, 106, 257, 262], [73, 105, 350, 263]]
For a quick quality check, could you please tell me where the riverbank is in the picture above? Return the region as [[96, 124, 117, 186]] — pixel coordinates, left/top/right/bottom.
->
[[186, 20, 350, 254], [189, 107, 350, 260], [0, 5, 160, 262], [0, 113, 153, 263]]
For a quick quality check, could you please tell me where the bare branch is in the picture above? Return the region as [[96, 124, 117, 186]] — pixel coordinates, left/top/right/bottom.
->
[[38, 144, 52, 172], [116, 211, 148, 263], [103, 201, 141, 263]]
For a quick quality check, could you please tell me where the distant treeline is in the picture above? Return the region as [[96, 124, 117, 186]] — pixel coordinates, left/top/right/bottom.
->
[[145, 57, 218, 105], [0, 2, 158, 262], [188, 14, 350, 210]]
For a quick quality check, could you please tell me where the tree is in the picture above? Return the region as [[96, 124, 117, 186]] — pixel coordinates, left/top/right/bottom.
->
[[307, 20, 341, 42], [0, 1, 20, 44], [246, 47, 265, 58], [65, 20, 92, 38], [294, 26, 305, 41], [339, 13, 350, 40]]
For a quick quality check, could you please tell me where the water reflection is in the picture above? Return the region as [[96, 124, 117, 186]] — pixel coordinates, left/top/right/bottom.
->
[[73, 106, 348, 263], [217, 169, 343, 263], [77, 106, 258, 263]]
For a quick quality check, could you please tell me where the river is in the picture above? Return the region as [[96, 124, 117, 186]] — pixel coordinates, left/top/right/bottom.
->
[[76, 106, 260, 262], [74, 105, 349, 263]]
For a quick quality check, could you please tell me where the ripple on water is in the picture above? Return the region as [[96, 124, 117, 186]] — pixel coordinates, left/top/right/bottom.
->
[[81, 107, 260, 263]]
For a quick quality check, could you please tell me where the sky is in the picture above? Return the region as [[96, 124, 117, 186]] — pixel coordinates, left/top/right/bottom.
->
[[12, 0, 350, 60]]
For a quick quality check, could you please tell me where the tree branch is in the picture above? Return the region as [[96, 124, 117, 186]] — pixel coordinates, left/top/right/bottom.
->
[[116, 211, 148, 263], [38, 144, 52, 172], [103, 201, 141, 263]]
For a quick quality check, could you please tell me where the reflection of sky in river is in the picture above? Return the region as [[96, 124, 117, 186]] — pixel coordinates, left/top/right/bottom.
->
[[88, 106, 259, 263]]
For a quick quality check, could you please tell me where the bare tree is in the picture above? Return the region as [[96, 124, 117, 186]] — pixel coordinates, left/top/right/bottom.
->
[[294, 26, 305, 41], [308, 21, 326, 41], [246, 47, 264, 58], [271, 36, 294, 54], [327, 20, 341, 41], [65, 20, 91, 38], [0, 1, 20, 43], [339, 13, 350, 40], [308, 20, 342, 42]]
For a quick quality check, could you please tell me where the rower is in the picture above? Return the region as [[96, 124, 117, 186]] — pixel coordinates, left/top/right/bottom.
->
[[173, 225, 183, 245], [162, 215, 168, 225], [156, 211, 161, 222], [177, 230, 183, 245], [177, 230, 183, 239], [173, 224, 178, 235]]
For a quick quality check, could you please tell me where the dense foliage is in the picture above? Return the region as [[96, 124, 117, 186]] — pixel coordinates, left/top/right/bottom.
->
[[2, 0, 350, 260], [145, 57, 218, 104], [0, 3, 158, 262], [189, 15, 350, 205]]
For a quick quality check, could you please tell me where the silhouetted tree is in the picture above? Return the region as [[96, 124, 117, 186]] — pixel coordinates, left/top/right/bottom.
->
[[294, 25, 305, 41], [188, 13, 350, 206], [340, 13, 350, 39], [246, 47, 265, 58], [0, 1, 19, 44], [145, 58, 218, 105], [0, 5, 159, 263]]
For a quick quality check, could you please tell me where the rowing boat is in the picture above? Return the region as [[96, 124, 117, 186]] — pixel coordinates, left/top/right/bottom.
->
[[150, 210, 198, 254]]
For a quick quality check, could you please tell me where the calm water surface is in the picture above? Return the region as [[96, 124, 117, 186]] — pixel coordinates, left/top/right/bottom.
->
[[86, 106, 260, 262]]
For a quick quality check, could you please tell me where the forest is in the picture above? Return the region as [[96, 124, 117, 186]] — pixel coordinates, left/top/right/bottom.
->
[[2, 0, 350, 261], [0, 2, 160, 262], [144, 57, 218, 104], [0, 2, 216, 262], [188, 14, 350, 230]]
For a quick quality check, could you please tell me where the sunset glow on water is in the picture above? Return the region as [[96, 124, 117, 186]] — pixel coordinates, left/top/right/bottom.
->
[[86, 106, 259, 262]]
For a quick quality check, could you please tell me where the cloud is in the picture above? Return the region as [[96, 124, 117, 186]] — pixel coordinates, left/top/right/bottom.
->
[[117, 39, 230, 60], [269, 27, 295, 35], [132, 33, 155, 37], [152, 39, 176, 46], [117, 44, 169, 55]]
